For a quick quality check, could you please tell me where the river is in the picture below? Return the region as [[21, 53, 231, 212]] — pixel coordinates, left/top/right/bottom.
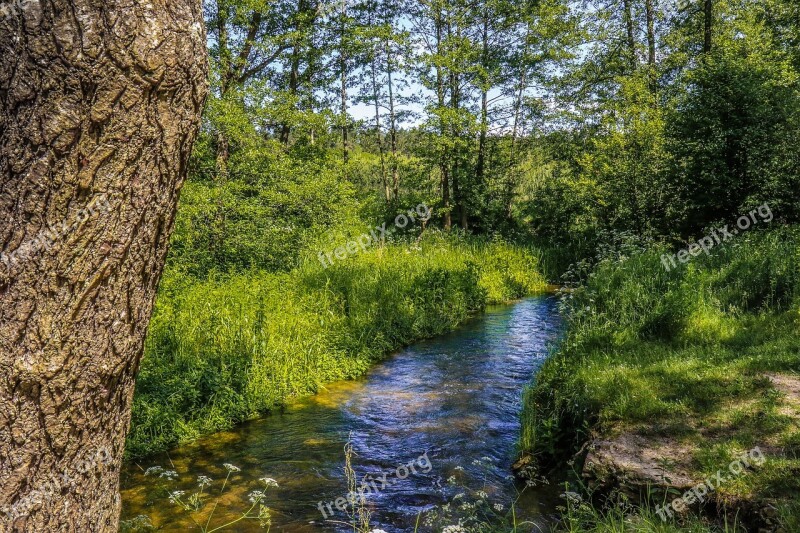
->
[[120, 297, 563, 532]]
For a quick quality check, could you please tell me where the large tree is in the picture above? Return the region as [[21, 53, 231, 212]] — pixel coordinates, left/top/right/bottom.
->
[[0, 0, 207, 530]]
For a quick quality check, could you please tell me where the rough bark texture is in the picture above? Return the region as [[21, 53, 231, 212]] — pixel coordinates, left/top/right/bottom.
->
[[0, 0, 207, 530]]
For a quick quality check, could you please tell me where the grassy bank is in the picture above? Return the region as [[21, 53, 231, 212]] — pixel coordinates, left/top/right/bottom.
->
[[521, 228, 800, 531], [126, 234, 548, 458]]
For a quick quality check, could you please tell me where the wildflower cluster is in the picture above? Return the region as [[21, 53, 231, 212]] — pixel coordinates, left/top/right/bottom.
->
[[136, 462, 278, 532]]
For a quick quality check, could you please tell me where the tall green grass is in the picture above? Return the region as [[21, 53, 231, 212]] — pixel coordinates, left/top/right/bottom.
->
[[127, 234, 547, 457], [520, 227, 800, 529]]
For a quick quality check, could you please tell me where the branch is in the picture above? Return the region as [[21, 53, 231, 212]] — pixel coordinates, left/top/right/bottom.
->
[[238, 45, 292, 83]]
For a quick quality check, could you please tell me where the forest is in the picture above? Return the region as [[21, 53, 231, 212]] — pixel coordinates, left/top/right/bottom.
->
[[1, 0, 799, 531]]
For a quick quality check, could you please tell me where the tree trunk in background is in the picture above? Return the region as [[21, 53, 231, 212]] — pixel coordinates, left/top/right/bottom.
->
[[646, 0, 657, 93], [0, 0, 207, 530], [623, 0, 637, 71], [386, 39, 400, 201], [371, 59, 390, 203], [507, 23, 531, 221], [448, 21, 468, 231], [646, 0, 656, 67], [281, 0, 309, 145], [216, 0, 232, 173], [340, 0, 349, 176], [435, 10, 451, 230], [280, 45, 300, 145], [475, 13, 489, 198], [704, 0, 713, 53], [367, 7, 389, 203]]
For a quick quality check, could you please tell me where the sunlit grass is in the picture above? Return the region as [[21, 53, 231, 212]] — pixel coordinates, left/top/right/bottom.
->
[[126, 233, 548, 458], [520, 228, 800, 530]]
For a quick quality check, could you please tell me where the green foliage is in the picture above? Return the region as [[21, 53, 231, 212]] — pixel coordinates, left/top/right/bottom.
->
[[127, 235, 547, 457], [170, 147, 361, 276], [520, 0, 800, 246], [666, 38, 800, 235], [520, 229, 800, 529]]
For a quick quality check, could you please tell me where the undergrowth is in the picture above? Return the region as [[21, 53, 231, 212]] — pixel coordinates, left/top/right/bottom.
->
[[126, 233, 548, 458], [520, 227, 800, 530]]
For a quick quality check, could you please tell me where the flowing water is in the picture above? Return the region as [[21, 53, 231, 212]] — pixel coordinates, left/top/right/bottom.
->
[[120, 297, 563, 532]]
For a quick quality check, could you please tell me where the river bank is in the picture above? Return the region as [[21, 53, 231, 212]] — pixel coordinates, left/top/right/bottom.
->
[[126, 235, 549, 459], [520, 228, 800, 532]]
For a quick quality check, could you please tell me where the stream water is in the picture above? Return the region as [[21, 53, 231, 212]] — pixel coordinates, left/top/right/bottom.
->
[[120, 297, 563, 532]]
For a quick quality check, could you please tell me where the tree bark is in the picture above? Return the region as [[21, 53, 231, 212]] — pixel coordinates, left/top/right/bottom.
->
[[340, 0, 349, 176], [435, 9, 451, 230], [215, 0, 232, 172], [280, 0, 311, 145], [475, 13, 489, 195], [646, 0, 656, 67], [371, 57, 390, 203], [623, 0, 637, 71], [386, 38, 400, 202], [0, 0, 207, 530], [646, 0, 658, 93], [368, 8, 389, 203], [704, 0, 713, 53]]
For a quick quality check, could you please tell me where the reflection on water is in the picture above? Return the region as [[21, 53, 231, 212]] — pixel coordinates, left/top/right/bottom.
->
[[121, 298, 563, 531]]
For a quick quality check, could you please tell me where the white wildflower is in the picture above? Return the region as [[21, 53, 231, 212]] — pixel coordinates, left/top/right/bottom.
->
[[259, 477, 279, 488], [493, 502, 504, 512], [143, 466, 163, 476], [197, 475, 212, 488], [223, 463, 241, 473], [248, 490, 266, 503], [168, 490, 185, 504]]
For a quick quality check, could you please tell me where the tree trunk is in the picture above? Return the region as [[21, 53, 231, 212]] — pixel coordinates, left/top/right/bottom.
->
[[475, 13, 489, 195], [280, 0, 309, 145], [623, 0, 637, 71], [216, 0, 232, 171], [646, 0, 656, 67], [371, 60, 390, 203], [435, 10, 451, 230], [0, 0, 207, 530], [704, 0, 713, 53], [507, 23, 530, 221], [340, 0, 349, 176], [386, 38, 400, 201], [368, 9, 389, 203], [646, 0, 657, 93], [280, 44, 300, 144], [449, 28, 468, 231]]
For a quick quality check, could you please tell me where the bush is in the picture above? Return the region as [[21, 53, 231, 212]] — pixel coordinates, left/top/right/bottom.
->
[[520, 228, 800, 462]]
